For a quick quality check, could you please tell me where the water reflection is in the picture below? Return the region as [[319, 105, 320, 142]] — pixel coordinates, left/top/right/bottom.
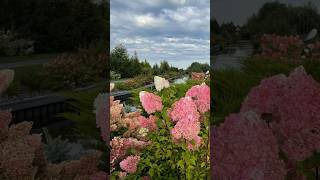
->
[[173, 76, 189, 84], [212, 40, 254, 70]]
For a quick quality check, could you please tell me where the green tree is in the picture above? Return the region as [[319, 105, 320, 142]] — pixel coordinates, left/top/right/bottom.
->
[[160, 61, 170, 74], [153, 64, 161, 75], [244, 2, 320, 36], [110, 44, 130, 77], [0, 0, 105, 53], [186, 62, 210, 73]]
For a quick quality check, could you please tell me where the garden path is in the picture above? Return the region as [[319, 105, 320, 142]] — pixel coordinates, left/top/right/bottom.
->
[[0, 59, 53, 69]]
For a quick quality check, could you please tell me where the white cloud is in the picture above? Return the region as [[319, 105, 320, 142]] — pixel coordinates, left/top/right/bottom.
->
[[110, 0, 210, 69], [134, 14, 166, 28]]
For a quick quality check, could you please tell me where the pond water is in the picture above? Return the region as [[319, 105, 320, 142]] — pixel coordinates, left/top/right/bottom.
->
[[173, 76, 189, 84], [212, 40, 254, 70]]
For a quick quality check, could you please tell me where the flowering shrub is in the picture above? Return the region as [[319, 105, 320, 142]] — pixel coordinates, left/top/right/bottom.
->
[[0, 69, 107, 179], [259, 34, 304, 60], [191, 72, 206, 81], [115, 74, 154, 91], [98, 76, 210, 179], [213, 66, 320, 179], [43, 49, 107, 89], [212, 112, 287, 179], [307, 42, 320, 60]]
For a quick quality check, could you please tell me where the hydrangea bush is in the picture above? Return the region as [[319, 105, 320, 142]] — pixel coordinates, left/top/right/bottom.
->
[[212, 66, 320, 179], [0, 69, 107, 179], [259, 34, 320, 62], [95, 76, 210, 179], [259, 34, 304, 60]]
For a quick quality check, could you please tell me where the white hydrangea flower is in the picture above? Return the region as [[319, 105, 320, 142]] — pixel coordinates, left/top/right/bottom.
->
[[154, 76, 170, 92], [110, 83, 115, 92]]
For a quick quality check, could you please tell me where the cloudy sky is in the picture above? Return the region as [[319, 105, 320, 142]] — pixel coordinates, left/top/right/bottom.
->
[[212, 0, 320, 25], [110, 0, 210, 69]]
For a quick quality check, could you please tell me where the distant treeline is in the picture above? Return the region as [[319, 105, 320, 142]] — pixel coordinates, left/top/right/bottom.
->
[[0, 0, 107, 53], [110, 44, 182, 78], [110, 44, 209, 79], [243, 2, 320, 36], [211, 2, 320, 46], [211, 19, 242, 47]]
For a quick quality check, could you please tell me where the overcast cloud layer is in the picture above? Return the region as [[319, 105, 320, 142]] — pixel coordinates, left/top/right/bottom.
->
[[111, 0, 210, 69], [212, 0, 320, 25]]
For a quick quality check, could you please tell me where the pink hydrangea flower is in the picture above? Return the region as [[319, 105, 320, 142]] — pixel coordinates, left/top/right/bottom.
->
[[138, 115, 157, 131], [139, 91, 163, 114], [212, 111, 286, 179], [119, 155, 140, 174], [241, 66, 320, 161], [110, 137, 150, 171], [168, 96, 202, 149], [186, 83, 210, 113], [171, 119, 200, 142], [94, 93, 108, 142], [260, 34, 303, 59], [118, 171, 127, 178], [168, 97, 199, 123]]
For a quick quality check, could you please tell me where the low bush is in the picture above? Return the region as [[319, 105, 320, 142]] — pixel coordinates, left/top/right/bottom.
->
[[0, 30, 34, 56], [43, 49, 107, 89]]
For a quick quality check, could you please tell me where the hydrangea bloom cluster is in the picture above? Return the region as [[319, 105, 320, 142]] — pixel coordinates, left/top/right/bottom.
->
[[110, 136, 150, 171], [139, 91, 163, 114], [186, 83, 210, 113], [167, 84, 210, 150], [169, 97, 201, 149], [307, 41, 320, 59], [138, 115, 157, 131], [104, 84, 156, 176], [191, 72, 206, 80], [241, 66, 320, 161], [212, 112, 286, 179], [213, 66, 320, 179], [154, 76, 169, 92], [119, 155, 141, 174], [260, 34, 303, 59]]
